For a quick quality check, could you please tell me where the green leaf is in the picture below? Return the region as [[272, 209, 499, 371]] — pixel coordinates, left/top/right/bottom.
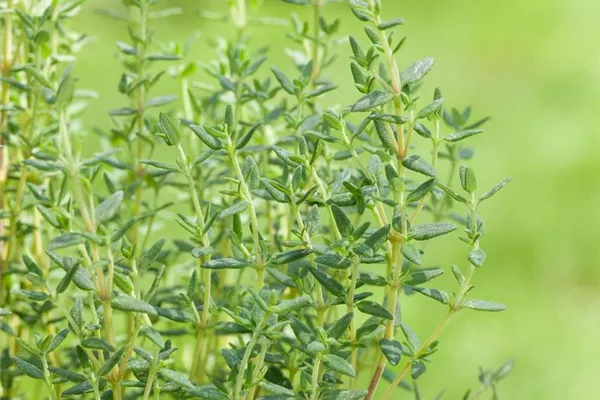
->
[[459, 166, 477, 193], [98, 346, 125, 376], [271, 67, 295, 94], [109, 107, 137, 116], [158, 113, 180, 146], [411, 287, 449, 304], [401, 244, 422, 265], [479, 178, 511, 202], [416, 98, 444, 119], [259, 381, 296, 397], [331, 204, 354, 238], [273, 295, 312, 314], [405, 268, 444, 285], [378, 17, 404, 30], [81, 337, 115, 352], [36, 205, 62, 229], [146, 95, 177, 108], [111, 295, 158, 316], [411, 361, 426, 379], [160, 368, 195, 389], [271, 249, 313, 265], [156, 307, 192, 323], [202, 258, 251, 269], [56, 261, 81, 294], [315, 253, 351, 269], [262, 178, 291, 203], [462, 299, 506, 312], [494, 359, 515, 380], [357, 300, 393, 319], [321, 389, 369, 400], [22, 254, 42, 276], [290, 315, 316, 346], [140, 239, 165, 269], [140, 159, 180, 172], [399, 57, 435, 85], [219, 201, 248, 218], [23, 159, 61, 171], [323, 354, 356, 378], [451, 264, 465, 285], [95, 191, 124, 224], [406, 179, 435, 203], [436, 182, 469, 204], [364, 225, 390, 251], [13, 290, 49, 302], [327, 312, 353, 340], [379, 338, 402, 366], [46, 329, 69, 353], [48, 254, 95, 291], [215, 322, 251, 335], [351, 90, 394, 112], [358, 271, 387, 286], [184, 386, 229, 399], [0, 308, 11, 316], [190, 124, 223, 150], [48, 232, 83, 250], [56, 75, 75, 106], [191, 247, 214, 258], [309, 267, 345, 297], [410, 223, 456, 241], [443, 128, 483, 143], [62, 382, 93, 396], [242, 156, 260, 190], [235, 122, 261, 149], [468, 248, 486, 267], [147, 53, 181, 61], [48, 367, 86, 382], [11, 357, 44, 380], [373, 120, 396, 153], [401, 155, 436, 177]]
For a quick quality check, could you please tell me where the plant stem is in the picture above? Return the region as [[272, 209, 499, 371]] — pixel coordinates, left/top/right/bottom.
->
[[177, 144, 212, 381], [229, 148, 263, 274], [142, 351, 159, 400], [346, 256, 360, 388], [310, 0, 323, 83], [411, 118, 440, 224], [131, 0, 148, 247], [310, 353, 322, 400], [363, 1, 409, 397], [381, 202, 480, 399], [233, 312, 269, 400]]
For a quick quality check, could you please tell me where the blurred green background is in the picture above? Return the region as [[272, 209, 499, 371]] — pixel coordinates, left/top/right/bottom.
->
[[71, 0, 600, 398]]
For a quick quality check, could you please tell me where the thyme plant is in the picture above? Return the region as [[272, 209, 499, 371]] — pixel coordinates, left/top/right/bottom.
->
[[0, 0, 513, 399]]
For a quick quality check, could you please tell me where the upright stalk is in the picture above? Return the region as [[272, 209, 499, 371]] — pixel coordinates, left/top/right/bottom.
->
[[346, 256, 360, 388], [131, 0, 148, 246], [176, 143, 212, 381], [310, 0, 323, 83], [232, 312, 270, 400], [364, 1, 409, 397]]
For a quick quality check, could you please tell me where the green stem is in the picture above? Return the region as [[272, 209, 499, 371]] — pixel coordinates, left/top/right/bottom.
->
[[131, 0, 148, 247], [410, 119, 440, 224], [177, 144, 212, 381], [346, 256, 360, 387], [229, 147, 263, 275], [310, 354, 322, 400], [363, 1, 409, 397], [310, 0, 323, 83], [142, 351, 159, 400], [233, 313, 269, 400]]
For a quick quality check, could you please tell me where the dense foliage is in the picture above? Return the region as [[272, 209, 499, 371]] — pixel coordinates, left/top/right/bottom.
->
[[0, 0, 512, 399]]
